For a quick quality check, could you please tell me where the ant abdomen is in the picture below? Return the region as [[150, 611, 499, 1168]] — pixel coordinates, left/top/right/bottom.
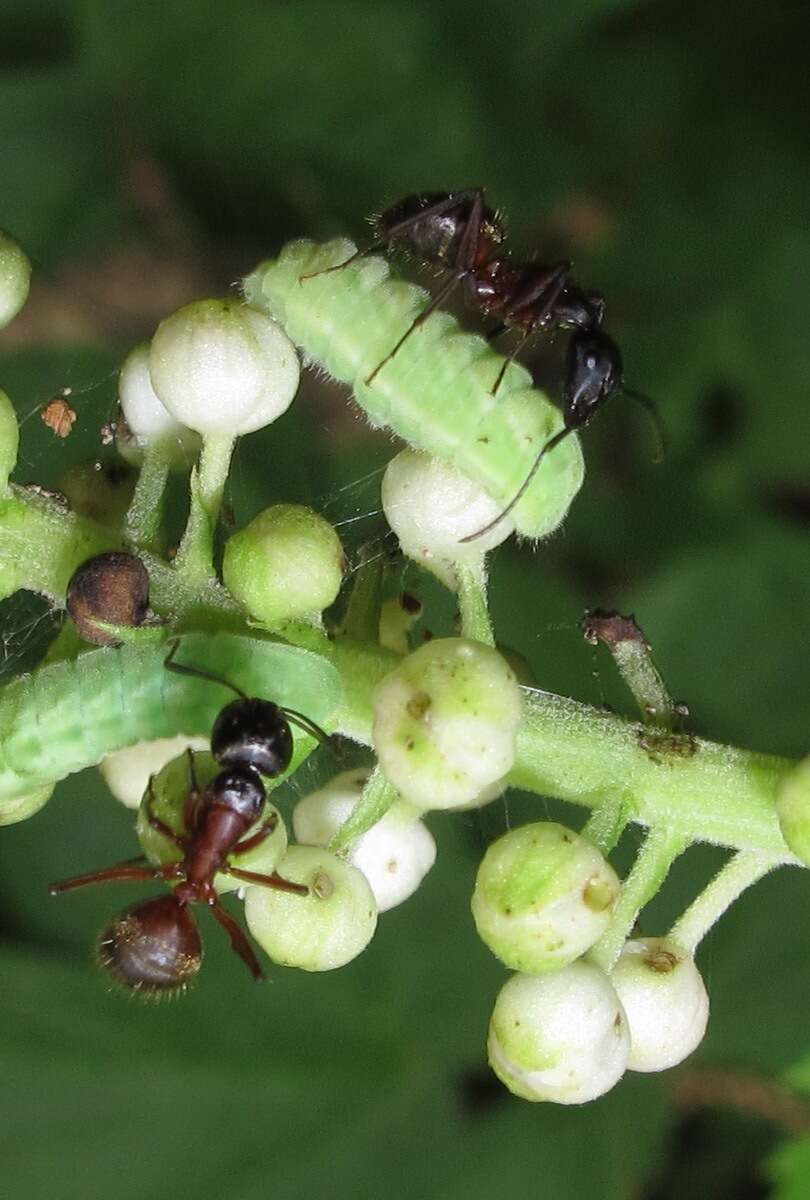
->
[[98, 894, 202, 995]]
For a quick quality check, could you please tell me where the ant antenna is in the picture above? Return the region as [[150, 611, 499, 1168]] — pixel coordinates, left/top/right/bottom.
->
[[163, 638, 248, 700], [623, 389, 667, 463], [458, 426, 571, 544], [280, 706, 334, 747]]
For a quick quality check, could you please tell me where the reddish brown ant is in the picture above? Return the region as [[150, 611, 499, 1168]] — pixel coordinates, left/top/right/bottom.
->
[[49, 639, 331, 994]]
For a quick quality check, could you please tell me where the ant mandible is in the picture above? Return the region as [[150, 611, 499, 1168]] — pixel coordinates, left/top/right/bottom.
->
[[49, 639, 331, 994]]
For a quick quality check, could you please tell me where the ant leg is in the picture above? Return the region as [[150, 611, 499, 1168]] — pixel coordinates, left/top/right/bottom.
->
[[230, 811, 279, 857], [163, 638, 246, 700], [226, 865, 309, 895], [491, 329, 530, 396], [181, 749, 202, 833], [365, 270, 466, 385], [145, 775, 186, 849], [458, 426, 572, 544], [299, 240, 387, 281], [48, 860, 180, 895], [623, 389, 667, 462], [208, 901, 265, 982]]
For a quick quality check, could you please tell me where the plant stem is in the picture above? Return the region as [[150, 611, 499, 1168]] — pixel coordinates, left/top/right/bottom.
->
[[173, 432, 235, 582], [456, 558, 494, 645], [124, 442, 171, 552], [329, 765, 397, 853], [582, 611, 676, 727], [669, 850, 782, 954], [582, 794, 631, 855], [588, 826, 689, 971]]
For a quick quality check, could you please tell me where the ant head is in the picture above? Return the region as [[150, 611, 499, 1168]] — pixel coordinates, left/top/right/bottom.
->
[[97, 894, 202, 995], [563, 328, 623, 431], [202, 766, 266, 824], [555, 286, 606, 333], [211, 697, 294, 778]]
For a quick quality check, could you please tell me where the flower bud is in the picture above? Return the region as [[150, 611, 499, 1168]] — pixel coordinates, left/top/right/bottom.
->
[[99, 734, 209, 810], [292, 768, 436, 912], [223, 503, 344, 624], [381, 449, 513, 588], [66, 551, 151, 645], [610, 937, 709, 1072], [776, 755, 810, 867], [244, 845, 377, 970], [149, 300, 299, 435], [471, 821, 619, 972], [0, 388, 19, 492], [0, 230, 31, 329], [118, 342, 201, 465], [372, 637, 522, 809], [135, 750, 287, 895], [488, 964, 630, 1104]]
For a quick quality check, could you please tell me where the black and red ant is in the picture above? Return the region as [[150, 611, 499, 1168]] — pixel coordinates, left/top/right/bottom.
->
[[49, 639, 331, 994], [300, 188, 661, 541]]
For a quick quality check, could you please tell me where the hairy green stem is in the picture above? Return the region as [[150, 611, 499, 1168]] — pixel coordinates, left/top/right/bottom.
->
[[669, 850, 782, 954], [588, 826, 689, 971], [173, 432, 235, 581], [124, 442, 171, 552], [456, 558, 494, 645], [329, 765, 397, 854], [582, 794, 631, 855]]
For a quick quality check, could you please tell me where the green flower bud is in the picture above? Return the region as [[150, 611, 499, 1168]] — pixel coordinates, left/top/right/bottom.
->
[[99, 734, 208, 809], [0, 230, 31, 329], [0, 781, 53, 826], [135, 750, 287, 894], [223, 503, 344, 624], [372, 637, 522, 809], [488, 964, 630, 1104], [118, 342, 201, 465], [292, 768, 436, 912], [611, 937, 709, 1072], [149, 300, 299, 435], [471, 821, 620, 972], [244, 845, 377, 970], [381, 449, 513, 588], [0, 388, 19, 492], [776, 755, 810, 866]]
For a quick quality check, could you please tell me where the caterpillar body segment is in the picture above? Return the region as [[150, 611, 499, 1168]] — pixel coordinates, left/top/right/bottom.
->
[[244, 239, 584, 539], [0, 633, 342, 801]]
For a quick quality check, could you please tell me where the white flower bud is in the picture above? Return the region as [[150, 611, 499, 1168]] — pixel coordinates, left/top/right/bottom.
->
[[99, 734, 208, 809], [292, 768, 436, 912], [381, 449, 513, 587], [610, 937, 709, 1072], [776, 754, 810, 867], [472, 822, 619, 972], [488, 964, 630, 1104], [118, 343, 201, 464], [149, 300, 300, 435], [0, 230, 31, 329], [373, 637, 522, 810], [244, 845, 377, 970]]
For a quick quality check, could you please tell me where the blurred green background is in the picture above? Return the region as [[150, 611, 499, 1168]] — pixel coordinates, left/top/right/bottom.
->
[[1, 2, 810, 1197]]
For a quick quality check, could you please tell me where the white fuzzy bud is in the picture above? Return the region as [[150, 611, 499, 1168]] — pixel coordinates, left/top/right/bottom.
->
[[292, 768, 436, 912], [244, 845, 377, 970], [471, 822, 620, 972], [99, 734, 209, 810], [381, 449, 513, 588], [488, 964, 630, 1104], [372, 637, 522, 810], [149, 300, 299, 435], [118, 343, 201, 464], [610, 937, 709, 1072], [0, 230, 31, 329]]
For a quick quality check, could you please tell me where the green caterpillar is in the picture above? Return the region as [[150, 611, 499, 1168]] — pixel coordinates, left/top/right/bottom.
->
[[0, 633, 342, 803], [244, 239, 584, 540]]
